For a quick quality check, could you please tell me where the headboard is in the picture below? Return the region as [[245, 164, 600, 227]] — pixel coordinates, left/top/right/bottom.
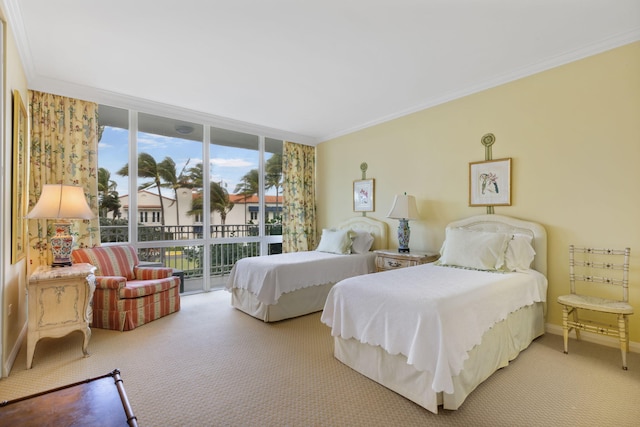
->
[[447, 214, 547, 275], [336, 217, 389, 251]]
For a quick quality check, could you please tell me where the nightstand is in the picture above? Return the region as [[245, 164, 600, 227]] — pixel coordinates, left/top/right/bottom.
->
[[27, 263, 97, 369], [374, 249, 440, 272]]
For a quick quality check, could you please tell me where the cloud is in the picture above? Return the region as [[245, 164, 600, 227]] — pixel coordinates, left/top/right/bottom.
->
[[137, 134, 173, 149], [211, 158, 254, 168]]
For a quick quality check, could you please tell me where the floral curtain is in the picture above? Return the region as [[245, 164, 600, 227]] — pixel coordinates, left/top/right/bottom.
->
[[27, 90, 100, 269], [282, 141, 317, 252]]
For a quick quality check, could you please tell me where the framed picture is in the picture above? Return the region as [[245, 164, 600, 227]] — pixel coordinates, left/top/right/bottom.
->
[[353, 179, 375, 212], [12, 90, 28, 264], [469, 158, 512, 207]]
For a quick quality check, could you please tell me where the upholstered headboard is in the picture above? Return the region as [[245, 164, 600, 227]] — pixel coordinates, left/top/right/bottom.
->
[[336, 216, 388, 251], [447, 214, 547, 275]]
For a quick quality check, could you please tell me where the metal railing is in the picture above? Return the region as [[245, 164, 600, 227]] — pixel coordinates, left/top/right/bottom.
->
[[101, 223, 282, 243], [102, 224, 283, 290]]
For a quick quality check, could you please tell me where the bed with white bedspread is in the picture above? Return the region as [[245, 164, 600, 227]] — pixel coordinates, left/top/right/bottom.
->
[[226, 216, 387, 322], [321, 214, 547, 413]]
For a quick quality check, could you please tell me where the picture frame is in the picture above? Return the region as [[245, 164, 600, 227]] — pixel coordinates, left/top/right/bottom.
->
[[353, 178, 375, 212], [469, 158, 512, 207], [12, 90, 28, 264]]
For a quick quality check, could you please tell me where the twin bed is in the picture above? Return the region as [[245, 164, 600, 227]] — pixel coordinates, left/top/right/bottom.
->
[[226, 216, 388, 322], [321, 214, 547, 413], [227, 213, 547, 414]]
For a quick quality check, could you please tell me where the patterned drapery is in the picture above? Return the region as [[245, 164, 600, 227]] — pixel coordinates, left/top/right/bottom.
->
[[27, 90, 100, 269], [282, 141, 317, 252]]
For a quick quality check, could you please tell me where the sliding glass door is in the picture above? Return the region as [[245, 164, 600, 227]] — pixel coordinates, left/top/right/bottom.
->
[[97, 105, 283, 293]]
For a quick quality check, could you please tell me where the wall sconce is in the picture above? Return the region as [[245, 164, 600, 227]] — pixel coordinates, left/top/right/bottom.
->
[[387, 193, 419, 253], [26, 184, 94, 267]]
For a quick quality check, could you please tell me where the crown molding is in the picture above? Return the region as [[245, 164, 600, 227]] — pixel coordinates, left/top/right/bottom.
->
[[318, 30, 640, 143]]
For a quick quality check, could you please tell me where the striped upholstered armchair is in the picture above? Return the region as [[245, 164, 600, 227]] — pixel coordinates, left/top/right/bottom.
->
[[71, 245, 180, 331]]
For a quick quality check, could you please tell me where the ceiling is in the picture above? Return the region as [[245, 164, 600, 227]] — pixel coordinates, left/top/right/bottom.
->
[[4, 1, 640, 145]]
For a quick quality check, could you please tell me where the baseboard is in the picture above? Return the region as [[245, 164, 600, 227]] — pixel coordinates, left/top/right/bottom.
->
[[545, 323, 640, 354], [2, 321, 27, 377]]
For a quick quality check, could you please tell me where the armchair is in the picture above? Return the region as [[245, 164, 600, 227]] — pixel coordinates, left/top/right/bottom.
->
[[71, 245, 180, 331]]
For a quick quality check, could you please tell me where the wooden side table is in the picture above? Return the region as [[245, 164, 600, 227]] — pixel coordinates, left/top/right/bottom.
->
[[27, 263, 97, 369], [374, 249, 440, 272]]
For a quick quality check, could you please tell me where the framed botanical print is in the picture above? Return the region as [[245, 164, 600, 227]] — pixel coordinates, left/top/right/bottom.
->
[[353, 179, 375, 212], [12, 90, 28, 263], [469, 158, 512, 207]]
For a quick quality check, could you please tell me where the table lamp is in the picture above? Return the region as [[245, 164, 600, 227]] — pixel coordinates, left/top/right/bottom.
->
[[26, 184, 94, 267], [387, 193, 419, 253]]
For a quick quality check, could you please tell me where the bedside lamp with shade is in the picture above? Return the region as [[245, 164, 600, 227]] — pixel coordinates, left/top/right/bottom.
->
[[387, 193, 419, 253], [26, 184, 94, 267]]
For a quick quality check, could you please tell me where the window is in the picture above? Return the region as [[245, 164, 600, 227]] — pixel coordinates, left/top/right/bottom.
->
[[97, 105, 283, 293], [97, 106, 129, 243]]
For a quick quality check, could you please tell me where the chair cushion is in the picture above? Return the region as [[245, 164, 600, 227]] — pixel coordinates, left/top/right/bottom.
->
[[72, 246, 139, 280], [134, 266, 173, 280], [119, 277, 180, 299]]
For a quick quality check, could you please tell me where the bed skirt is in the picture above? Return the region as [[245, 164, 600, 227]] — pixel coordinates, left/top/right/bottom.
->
[[231, 284, 334, 322], [333, 301, 545, 413]]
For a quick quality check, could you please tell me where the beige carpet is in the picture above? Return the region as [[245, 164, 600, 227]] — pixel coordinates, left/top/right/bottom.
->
[[1, 290, 639, 426]]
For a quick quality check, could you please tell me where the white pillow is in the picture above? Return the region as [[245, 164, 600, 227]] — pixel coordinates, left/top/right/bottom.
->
[[316, 229, 354, 254], [504, 235, 536, 271], [439, 228, 510, 270], [350, 230, 374, 254]]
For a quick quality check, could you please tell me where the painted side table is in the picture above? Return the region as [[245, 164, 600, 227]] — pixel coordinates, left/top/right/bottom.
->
[[27, 263, 96, 369]]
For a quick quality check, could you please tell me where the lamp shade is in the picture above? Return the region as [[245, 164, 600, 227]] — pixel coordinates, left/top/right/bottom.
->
[[387, 194, 419, 220], [26, 184, 94, 220]]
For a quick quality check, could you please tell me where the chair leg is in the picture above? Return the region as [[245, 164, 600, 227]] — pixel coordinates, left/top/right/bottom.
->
[[562, 306, 569, 354], [572, 308, 581, 341], [618, 314, 629, 370]]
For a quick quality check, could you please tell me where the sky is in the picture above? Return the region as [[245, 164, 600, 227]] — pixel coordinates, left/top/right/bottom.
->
[[98, 127, 275, 199]]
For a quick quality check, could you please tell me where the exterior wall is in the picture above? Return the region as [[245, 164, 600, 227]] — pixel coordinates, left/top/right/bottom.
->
[[119, 190, 282, 226], [316, 42, 640, 343]]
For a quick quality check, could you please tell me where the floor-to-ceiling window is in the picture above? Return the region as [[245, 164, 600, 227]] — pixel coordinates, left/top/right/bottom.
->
[[97, 105, 283, 293]]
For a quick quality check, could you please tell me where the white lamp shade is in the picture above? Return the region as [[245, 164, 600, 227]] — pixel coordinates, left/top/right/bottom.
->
[[387, 194, 419, 220], [27, 184, 94, 220]]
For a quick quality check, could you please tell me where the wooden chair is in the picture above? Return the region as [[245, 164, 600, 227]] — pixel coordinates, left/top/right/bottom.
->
[[557, 246, 633, 369]]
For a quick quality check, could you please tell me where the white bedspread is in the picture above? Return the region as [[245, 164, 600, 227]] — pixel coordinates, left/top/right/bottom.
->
[[226, 251, 376, 305], [321, 263, 547, 394]]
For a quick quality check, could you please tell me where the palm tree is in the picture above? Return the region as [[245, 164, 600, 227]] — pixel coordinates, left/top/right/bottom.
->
[[210, 182, 234, 225], [265, 153, 283, 217], [97, 167, 121, 218], [187, 180, 234, 237], [188, 181, 234, 223], [118, 153, 173, 226], [234, 169, 259, 224], [158, 157, 193, 226], [186, 162, 204, 189], [185, 163, 234, 225]]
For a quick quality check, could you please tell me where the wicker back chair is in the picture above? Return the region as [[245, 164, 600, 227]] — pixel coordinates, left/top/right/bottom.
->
[[557, 246, 633, 369]]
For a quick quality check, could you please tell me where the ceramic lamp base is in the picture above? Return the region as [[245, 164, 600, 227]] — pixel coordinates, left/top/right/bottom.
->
[[50, 222, 74, 267], [397, 219, 411, 253]]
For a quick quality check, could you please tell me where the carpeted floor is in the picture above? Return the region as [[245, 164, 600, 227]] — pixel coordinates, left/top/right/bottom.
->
[[1, 290, 639, 426]]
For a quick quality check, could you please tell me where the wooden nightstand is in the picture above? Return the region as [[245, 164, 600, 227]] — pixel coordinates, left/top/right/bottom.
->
[[374, 249, 440, 272], [27, 263, 96, 369]]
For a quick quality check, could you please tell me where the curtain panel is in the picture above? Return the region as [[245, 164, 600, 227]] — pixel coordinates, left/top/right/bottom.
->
[[27, 90, 100, 269], [282, 141, 317, 252]]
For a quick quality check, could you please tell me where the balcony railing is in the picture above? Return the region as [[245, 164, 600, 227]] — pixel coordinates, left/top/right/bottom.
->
[[100, 223, 282, 292], [101, 223, 282, 243]]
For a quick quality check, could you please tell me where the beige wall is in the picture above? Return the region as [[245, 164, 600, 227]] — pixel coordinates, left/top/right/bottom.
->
[[1, 9, 29, 377], [317, 42, 640, 343]]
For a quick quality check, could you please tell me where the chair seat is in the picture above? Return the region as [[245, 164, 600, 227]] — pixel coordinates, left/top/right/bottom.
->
[[557, 293, 634, 315]]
